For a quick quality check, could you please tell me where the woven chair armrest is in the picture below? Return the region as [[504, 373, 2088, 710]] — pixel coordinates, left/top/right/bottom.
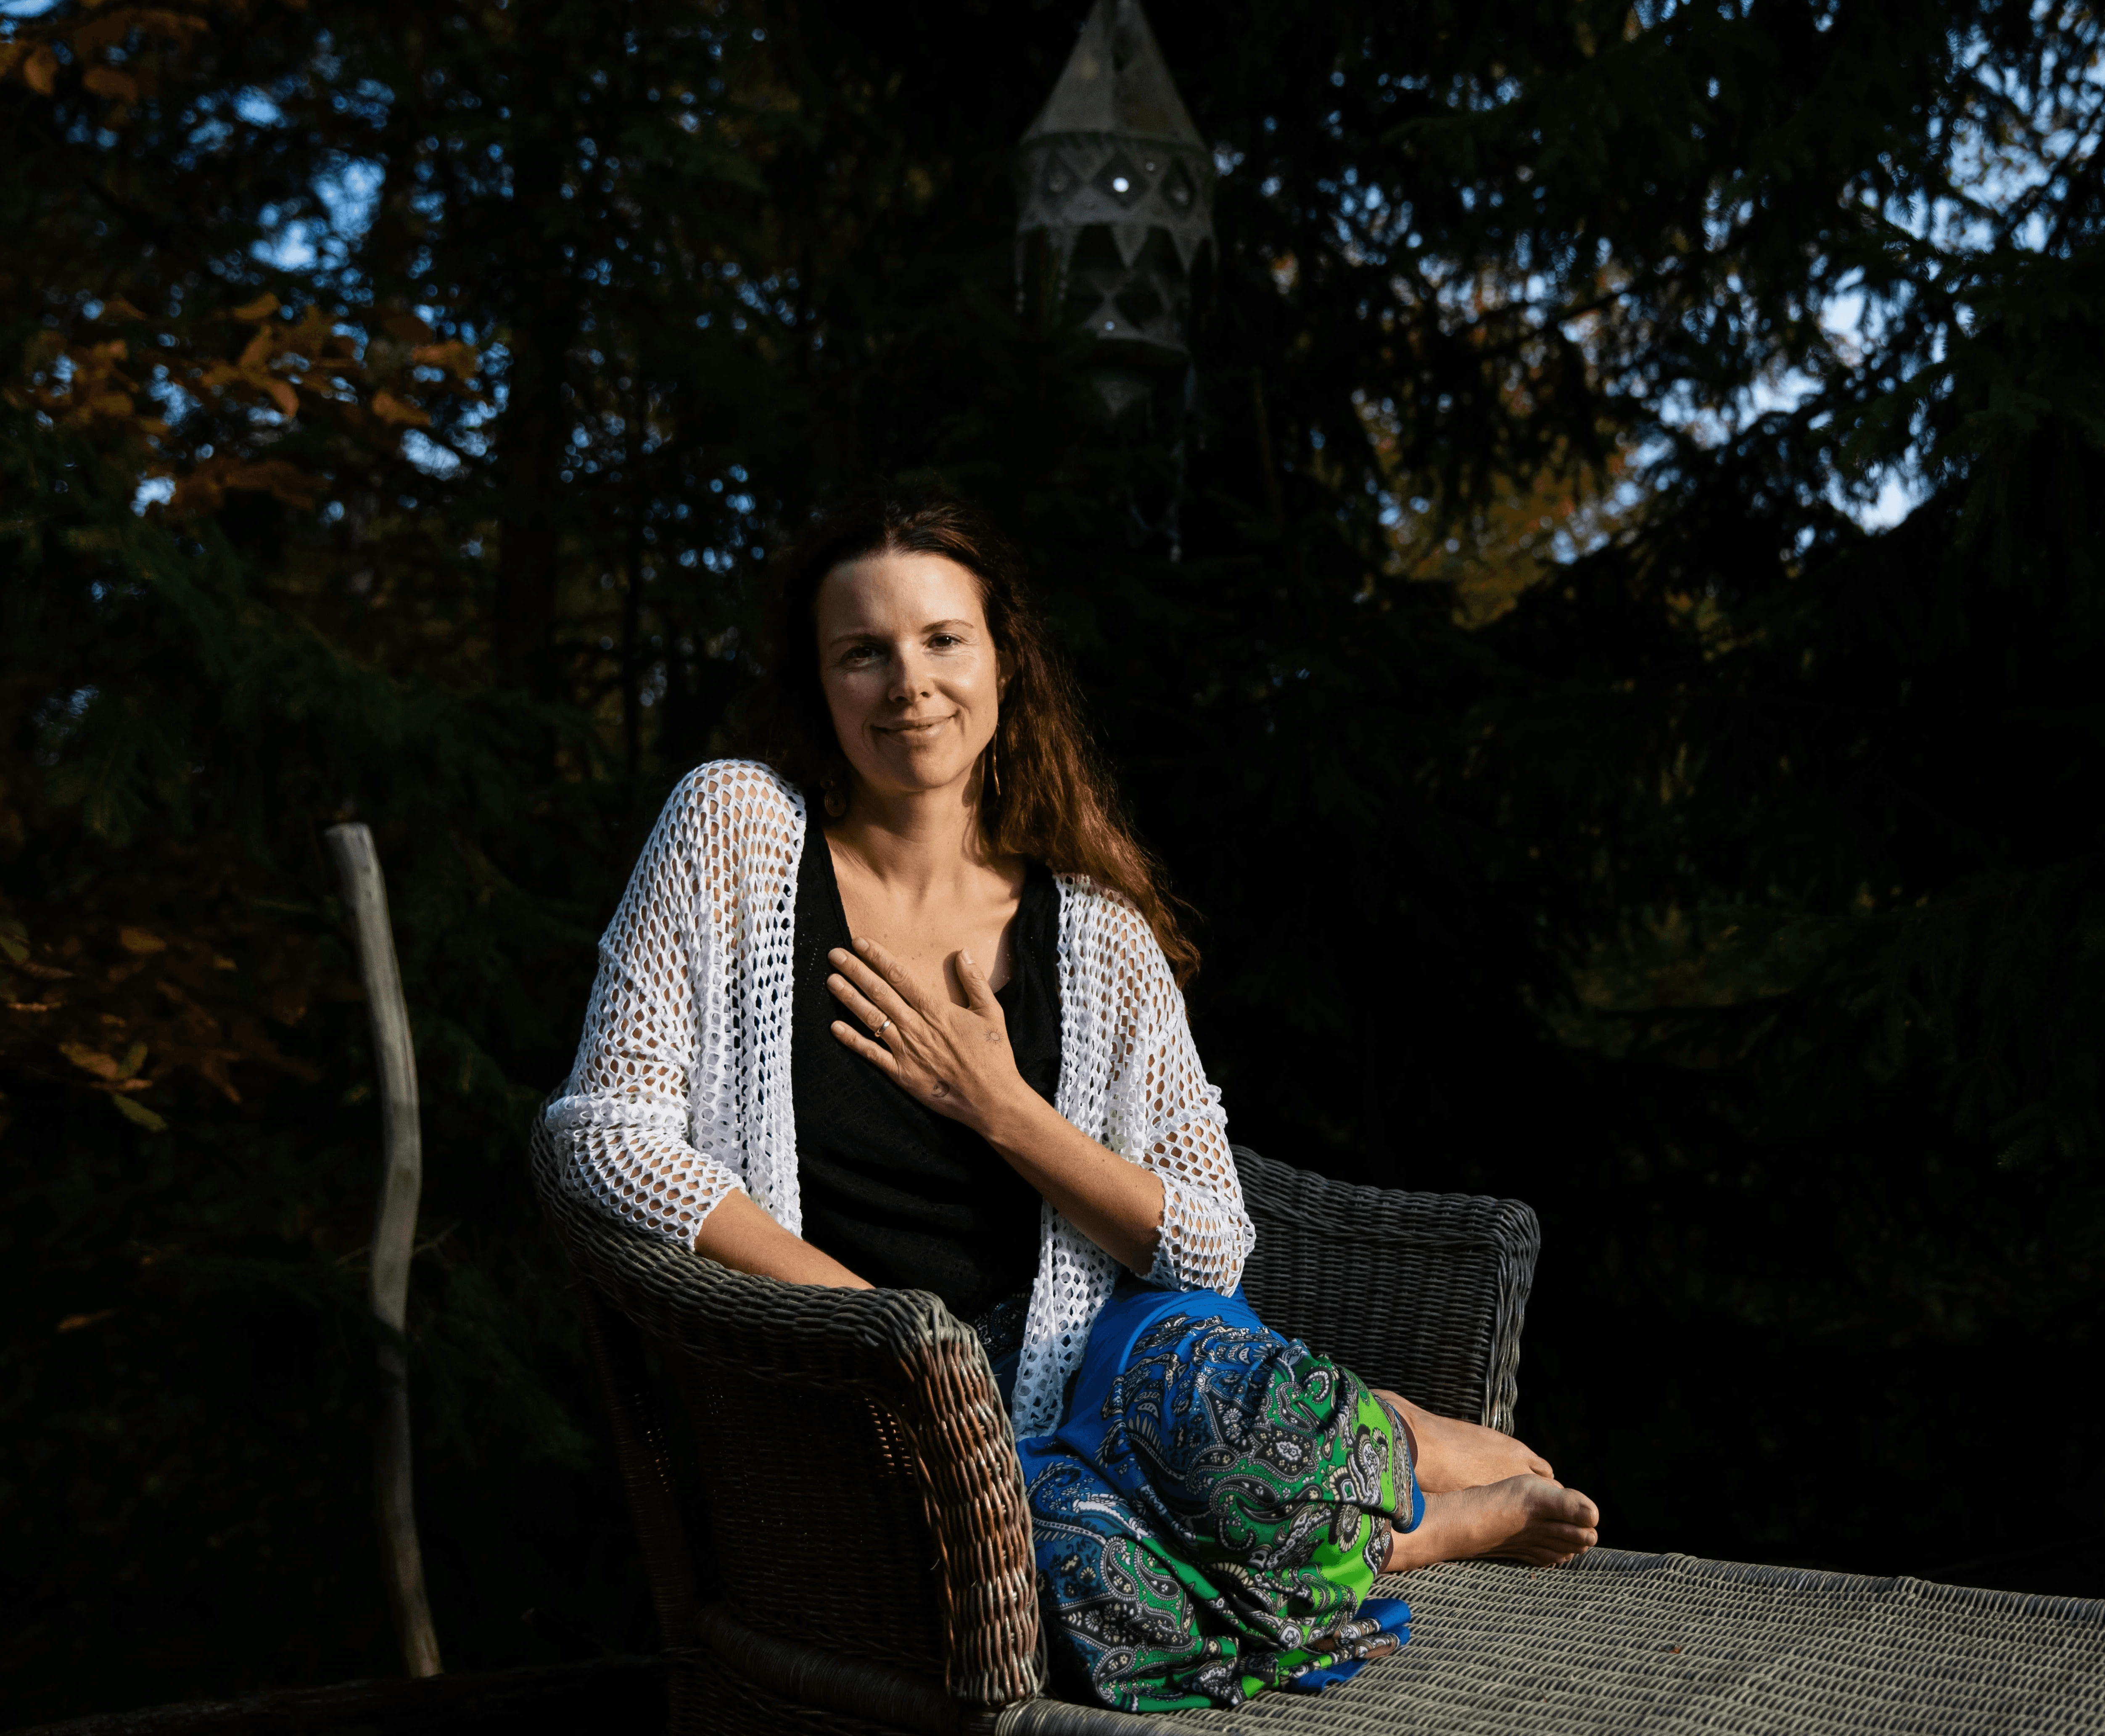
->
[[533, 1118, 971, 1395], [530, 1112, 1042, 1709]]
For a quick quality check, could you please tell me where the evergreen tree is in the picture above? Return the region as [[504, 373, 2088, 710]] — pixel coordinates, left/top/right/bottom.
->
[[5, 0, 2102, 1715]]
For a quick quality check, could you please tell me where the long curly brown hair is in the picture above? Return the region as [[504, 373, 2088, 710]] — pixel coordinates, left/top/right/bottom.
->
[[747, 490, 1199, 985]]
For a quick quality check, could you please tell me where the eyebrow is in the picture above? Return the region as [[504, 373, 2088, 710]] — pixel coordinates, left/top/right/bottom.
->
[[824, 618, 978, 648]]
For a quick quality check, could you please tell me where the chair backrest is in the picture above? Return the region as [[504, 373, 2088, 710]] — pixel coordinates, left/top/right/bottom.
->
[[1233, 1146, 1540, 1433]]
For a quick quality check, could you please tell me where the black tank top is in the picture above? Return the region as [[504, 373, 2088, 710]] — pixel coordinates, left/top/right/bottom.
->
[[790, 827, 1059, 1322]]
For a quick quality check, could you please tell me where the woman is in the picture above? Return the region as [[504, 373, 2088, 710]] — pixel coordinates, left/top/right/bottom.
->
[[547, 493, 1599, 1712]]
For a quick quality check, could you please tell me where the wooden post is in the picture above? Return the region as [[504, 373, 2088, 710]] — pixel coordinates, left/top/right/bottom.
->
[[324, 823, 444, 1679]]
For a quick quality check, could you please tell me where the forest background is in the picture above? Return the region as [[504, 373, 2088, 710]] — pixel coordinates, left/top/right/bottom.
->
[[5, 0, 2104, 1721]]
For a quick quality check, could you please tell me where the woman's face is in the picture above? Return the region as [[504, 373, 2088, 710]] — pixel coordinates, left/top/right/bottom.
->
[[815, 550, 1006, 803]]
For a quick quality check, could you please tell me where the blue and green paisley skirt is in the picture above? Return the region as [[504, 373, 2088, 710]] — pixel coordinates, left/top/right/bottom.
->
[[1001, 1276, 1422, 1712]]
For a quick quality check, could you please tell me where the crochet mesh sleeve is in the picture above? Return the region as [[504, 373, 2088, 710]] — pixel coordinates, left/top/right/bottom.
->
[[1014, 880, 1256, 1434], [1049, 880, 1253, 1292], [544, 762, 800, 1246], [1106, 900, 1255, 1295]]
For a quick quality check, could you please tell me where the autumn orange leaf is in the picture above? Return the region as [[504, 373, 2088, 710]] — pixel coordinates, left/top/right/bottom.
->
[[411, 340, 480, 380], [57, 1311, 119, 1334], [119, 928, 167, 954], [197, 1051, 243, 1103], [69, 8, 210, 55], [138, 10, 213, 33], [83, 66, 138, 102], [232, 293, 281, 322], [169, 457, 321, 515], [60, 1042, 123, 1082], [370, 391, 431, 427]]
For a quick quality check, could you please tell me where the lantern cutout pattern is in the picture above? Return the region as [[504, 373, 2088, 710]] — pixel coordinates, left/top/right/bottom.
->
[[1014, 0, 1216, 419]]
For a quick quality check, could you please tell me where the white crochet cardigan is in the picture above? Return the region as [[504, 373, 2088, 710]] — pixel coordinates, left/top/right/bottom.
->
[[545, 759, 1255, 1436]]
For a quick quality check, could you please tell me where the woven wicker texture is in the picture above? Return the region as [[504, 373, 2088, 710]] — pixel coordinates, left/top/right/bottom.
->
[[686, 1543, 2105, 1736], [1077, 1549, 2105, 1735], [529, 1110, 1043, 1718], [535, 1107, 2105, 1733], [1231, 1147, 1536, 1434], [531, 1096, 1556, 1732]]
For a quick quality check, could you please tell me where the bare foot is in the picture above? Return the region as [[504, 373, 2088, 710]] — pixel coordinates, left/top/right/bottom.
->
[[1374, 1388, 1553, 1493], [1384, 1475, 1600, 1571]]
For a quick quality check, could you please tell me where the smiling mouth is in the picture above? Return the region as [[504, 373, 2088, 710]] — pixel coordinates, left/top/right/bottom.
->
[[879, 716, 954, 736]]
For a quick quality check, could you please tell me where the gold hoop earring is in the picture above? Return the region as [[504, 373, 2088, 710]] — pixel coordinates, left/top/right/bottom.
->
[[988, 737, 1001, 801], [819, 773, 848, 819]]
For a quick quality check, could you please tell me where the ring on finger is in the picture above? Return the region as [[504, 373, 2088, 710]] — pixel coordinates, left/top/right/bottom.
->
[[871, 1017, 893, 1038]]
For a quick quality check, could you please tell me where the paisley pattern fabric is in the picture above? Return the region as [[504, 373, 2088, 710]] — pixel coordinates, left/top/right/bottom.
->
[[1018, 1279, 1424, 1712]]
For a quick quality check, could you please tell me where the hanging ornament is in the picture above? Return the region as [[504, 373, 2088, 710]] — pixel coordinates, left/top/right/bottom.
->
[[1014, 0, 1217, 426]]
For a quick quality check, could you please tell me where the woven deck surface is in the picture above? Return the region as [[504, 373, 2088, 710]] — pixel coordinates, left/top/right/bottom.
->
[[1146, 1548, 2105, 1735]]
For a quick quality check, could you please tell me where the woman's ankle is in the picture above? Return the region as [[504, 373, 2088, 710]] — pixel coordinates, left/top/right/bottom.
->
[[1384, 1488, 1457, 1570]]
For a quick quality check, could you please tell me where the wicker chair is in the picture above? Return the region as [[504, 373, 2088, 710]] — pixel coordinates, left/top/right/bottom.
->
[[528, 1121, 2105, 1736]]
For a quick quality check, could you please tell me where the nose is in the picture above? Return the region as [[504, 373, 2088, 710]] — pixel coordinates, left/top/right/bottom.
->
[[888, 644, 935, 704]]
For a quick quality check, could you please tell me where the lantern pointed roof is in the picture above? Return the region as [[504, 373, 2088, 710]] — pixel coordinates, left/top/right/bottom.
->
[[1021, 0, 1204, 150]]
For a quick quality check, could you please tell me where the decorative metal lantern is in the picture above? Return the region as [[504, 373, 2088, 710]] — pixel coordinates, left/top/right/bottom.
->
[[1014, 0, 1215, 421]]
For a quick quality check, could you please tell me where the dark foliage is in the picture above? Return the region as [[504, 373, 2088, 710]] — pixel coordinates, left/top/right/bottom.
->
[[4, 0, 2101, 1720]]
